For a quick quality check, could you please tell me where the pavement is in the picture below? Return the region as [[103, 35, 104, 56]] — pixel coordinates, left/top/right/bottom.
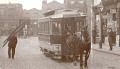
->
[[0, 36, 80, 69], [92, 36, 120, 56], [1, 36, 120, 69]]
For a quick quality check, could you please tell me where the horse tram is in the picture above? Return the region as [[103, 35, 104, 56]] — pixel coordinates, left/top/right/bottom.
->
[[38, 11, 90, 67]]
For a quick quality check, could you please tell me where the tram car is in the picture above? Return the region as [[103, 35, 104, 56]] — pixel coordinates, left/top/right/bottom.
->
[[38, 12, 86, 59]]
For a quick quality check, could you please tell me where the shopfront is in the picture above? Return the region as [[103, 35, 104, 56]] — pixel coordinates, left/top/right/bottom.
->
[[101, 0, 120, 34]]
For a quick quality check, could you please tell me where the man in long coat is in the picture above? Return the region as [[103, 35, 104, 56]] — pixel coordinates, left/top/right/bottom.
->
[[92, 30, 96, 44], [108, 29, 113, 51], [8, 33, 17, 59]]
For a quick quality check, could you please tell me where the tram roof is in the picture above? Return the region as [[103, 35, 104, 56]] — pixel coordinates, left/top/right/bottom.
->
[[49, 11, 86, 18], [38, 10, 86, 22]]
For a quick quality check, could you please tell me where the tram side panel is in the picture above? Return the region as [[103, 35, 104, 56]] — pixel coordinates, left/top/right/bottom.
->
[[61, 17, 77, 57], [38, 19, 52, 55], [38, 18, 62, 58], [49, 18, 77, 58], [49, 19, 62, 58]]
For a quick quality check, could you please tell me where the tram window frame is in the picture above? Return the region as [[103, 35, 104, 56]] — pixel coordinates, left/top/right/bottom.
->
[[40, 22, 50, 34], [76, 21, 83, 32], [41, 22, 44, 33], [44, 22, 49, 34], [52, 22, 61, 35], [77, 22, 80, 32]]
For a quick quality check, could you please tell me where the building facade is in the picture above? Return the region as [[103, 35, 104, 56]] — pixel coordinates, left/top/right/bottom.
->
[[42, 0, 64, 12], [100, 0, 120, 34], [64, 0, 86, 10], [23, 8, 43, 36], [116, 1, 120, 35], [92, 0, 120, 44], [0, 3, 23, 35], [102, 0, 117, 32]]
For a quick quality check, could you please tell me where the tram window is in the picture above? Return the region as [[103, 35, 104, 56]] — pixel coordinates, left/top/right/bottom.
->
[[68, 25, 72, 31], [46, 23, 49, 34], [44, 23, 46, 33], [52, 22, 61, 35], [41, 23, 44, 33], [38, 23, 41, 33], [77, 22, 82, 32], [58, 23, 61, 32], [77, 22, 80, 32], [42, 22, 49, 34], [42, 23, 45, 33]]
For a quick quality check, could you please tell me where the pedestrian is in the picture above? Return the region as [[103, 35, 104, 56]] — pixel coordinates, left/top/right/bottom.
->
[[102, 34, 105, 43], [112, 31, 116, 45], [8, 33, 17, 59], [92, 30, 96, 44], [108, 28, 113, 51]]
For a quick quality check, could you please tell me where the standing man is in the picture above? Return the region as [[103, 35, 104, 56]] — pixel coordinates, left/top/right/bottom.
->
[[8, 33, 17, 59], [108, 28, 113, 51], [92, 30, 96, 44]]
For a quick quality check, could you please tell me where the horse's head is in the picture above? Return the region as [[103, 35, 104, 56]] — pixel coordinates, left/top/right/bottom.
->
[[81, 27, 91, 43]]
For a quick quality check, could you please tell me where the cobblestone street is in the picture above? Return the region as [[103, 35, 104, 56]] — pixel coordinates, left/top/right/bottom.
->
[[0, 36, 120, 69], [0, 36, 79, 69]]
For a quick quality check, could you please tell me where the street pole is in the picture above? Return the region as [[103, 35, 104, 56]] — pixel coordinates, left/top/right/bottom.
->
[[116, 0, 120, 47], [117, 2, 120, 47], [118, 8, 120, 47], [99, 10, 102, 48], [99, 7, 103, 48]]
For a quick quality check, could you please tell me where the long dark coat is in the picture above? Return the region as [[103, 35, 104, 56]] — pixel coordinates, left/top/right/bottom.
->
[[8, 35, 17, 48], [108, 31, 113, 46]]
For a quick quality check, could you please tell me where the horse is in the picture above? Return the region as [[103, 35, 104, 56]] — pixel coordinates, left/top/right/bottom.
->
[[80, 28, 91, 68], [65, 28, 91, 69]]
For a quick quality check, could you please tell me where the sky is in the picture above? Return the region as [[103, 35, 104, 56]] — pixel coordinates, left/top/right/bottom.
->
[[0, 0, 101, 10]]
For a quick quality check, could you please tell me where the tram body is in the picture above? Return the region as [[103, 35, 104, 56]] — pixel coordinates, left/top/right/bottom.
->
[[38, 15, 86, 59]]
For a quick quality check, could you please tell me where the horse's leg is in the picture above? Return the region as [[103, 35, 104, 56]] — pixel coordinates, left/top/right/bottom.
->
[[85, 48, 91, 68], [84, 50, 88, 68], [80, 51, 83, 69]]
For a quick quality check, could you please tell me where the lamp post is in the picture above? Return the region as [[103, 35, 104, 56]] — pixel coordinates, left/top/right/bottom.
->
[[98, 5, 103, 49], [118, 8, 120, 47]]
